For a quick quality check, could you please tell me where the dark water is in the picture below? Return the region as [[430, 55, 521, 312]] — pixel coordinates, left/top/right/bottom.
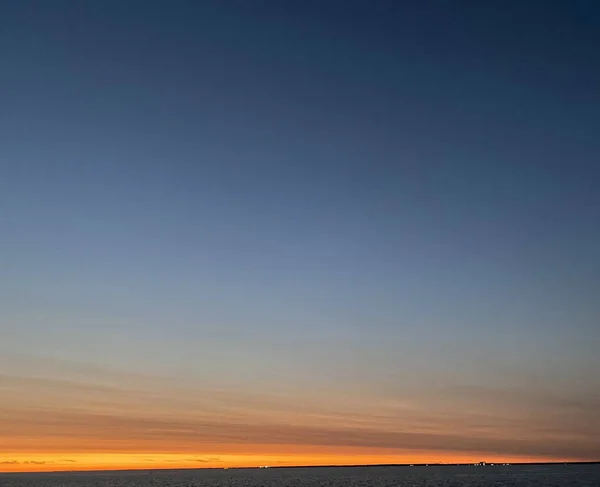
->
[[1, 465, 599, 487]]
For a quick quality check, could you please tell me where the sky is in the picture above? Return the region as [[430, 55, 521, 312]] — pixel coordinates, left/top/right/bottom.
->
[[1, 0, 599, 472]]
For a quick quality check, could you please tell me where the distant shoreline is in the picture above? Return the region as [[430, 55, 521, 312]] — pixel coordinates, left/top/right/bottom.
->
[[2, 461, 599, 475]]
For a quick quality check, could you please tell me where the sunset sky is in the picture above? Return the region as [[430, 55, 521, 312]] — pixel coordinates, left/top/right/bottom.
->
[[1, 0, 599, 473]]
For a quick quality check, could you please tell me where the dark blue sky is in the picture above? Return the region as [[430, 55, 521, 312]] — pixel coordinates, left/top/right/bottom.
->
[[1, 0, 599, 462]]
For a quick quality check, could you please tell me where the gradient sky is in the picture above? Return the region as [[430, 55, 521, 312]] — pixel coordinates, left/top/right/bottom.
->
[[1, 0, 599, 472]]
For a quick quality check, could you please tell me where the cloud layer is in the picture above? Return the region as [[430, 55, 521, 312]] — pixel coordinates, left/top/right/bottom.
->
[[1, 354, 598, 466]]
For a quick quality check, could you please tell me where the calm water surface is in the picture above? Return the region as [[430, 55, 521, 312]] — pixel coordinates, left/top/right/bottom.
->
[[1, 465, 599, 487]]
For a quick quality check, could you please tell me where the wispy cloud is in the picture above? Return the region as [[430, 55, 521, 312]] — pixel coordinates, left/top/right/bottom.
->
[[186, 456, 221, 463]]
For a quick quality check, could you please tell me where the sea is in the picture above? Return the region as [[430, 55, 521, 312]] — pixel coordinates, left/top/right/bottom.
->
[[1, 465, 599, 487]]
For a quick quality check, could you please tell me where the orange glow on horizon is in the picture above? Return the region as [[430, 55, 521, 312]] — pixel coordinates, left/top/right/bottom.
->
[[0, 450, 579, 473], [2, 356, 596, 474]]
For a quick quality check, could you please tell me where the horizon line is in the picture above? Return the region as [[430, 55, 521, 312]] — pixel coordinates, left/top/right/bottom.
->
[[2, 461, 599, 475]]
